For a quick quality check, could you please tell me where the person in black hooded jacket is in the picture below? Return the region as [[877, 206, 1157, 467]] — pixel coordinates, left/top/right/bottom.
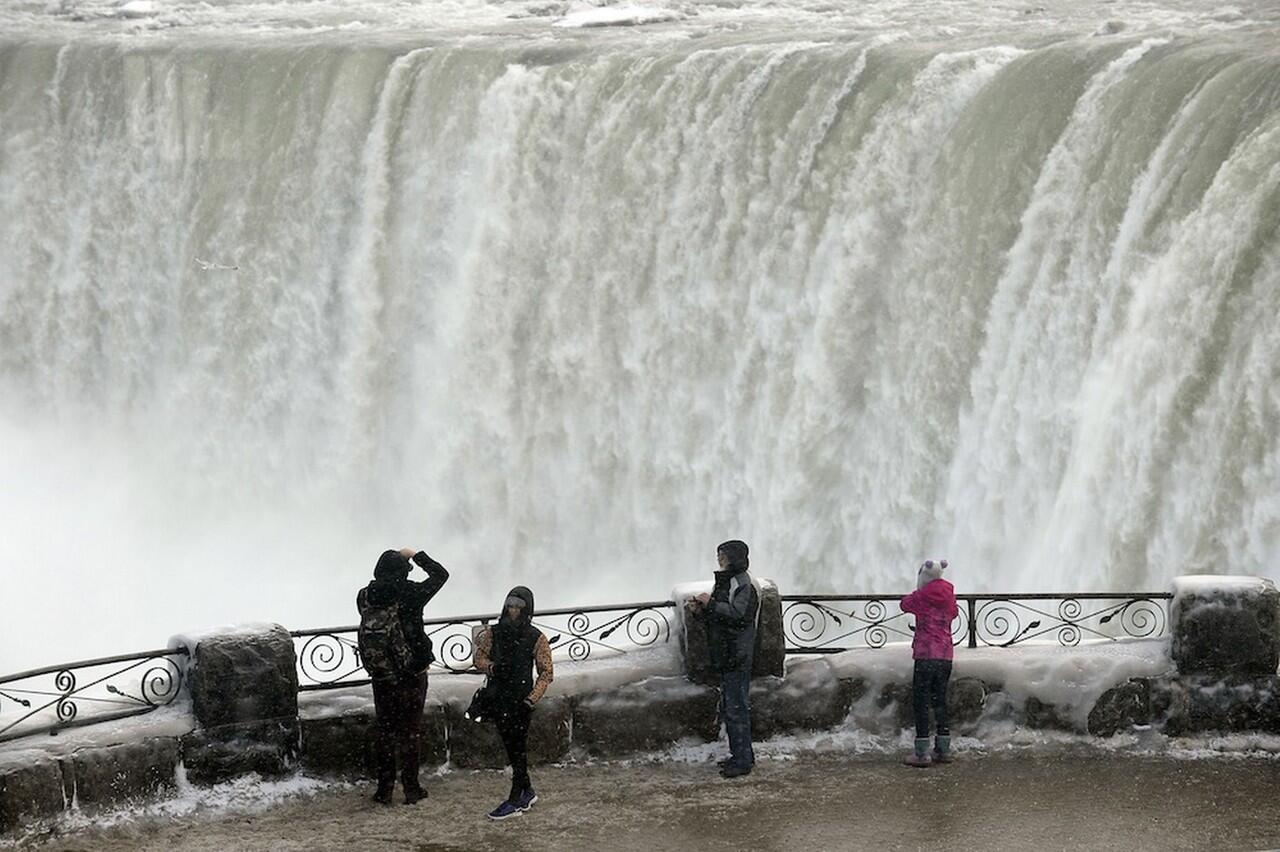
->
[[690, 539, 759, 778], [472, 585, 554, 820], [356, 547, 449, 805]]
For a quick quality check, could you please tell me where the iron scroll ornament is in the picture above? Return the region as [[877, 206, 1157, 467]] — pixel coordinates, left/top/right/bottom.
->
[[0, 650, 186, 744], [292, 603, 675, 688], [782, 597, 916, 651], [971, 597, 1169, 647], [781, 593, 1171, 653], [538, 606, 671, 662]]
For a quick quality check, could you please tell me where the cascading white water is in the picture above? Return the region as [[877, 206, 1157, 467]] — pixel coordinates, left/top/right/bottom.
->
[[2, 0, 1278, 671]]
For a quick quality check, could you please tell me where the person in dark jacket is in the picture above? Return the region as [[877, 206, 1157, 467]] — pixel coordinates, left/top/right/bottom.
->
[[472, 585, 554, 820], [356, 547, 449, 805], [691, 539, 759, 778]]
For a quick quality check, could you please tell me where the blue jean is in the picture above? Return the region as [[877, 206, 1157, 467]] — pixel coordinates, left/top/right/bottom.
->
[[721, 669, 754, 767]]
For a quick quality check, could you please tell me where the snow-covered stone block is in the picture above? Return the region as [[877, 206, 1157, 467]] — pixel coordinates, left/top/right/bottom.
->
[[65, 738, 178, 811], [298, 705, 448, 777], [876, 681, 915, 730], [860, 676, 986, 733], [180, 720, 295, 784], [180, 624, 299, 729], [0, 758, 64, 833], [1171, 576, 1280, 677], [443, 696, 570, 769], [749, 658, 853, 739], [1087, 679, 1150, 736], [948, 676, 988, 726], [675, 589, 713, 686], [756, 580, 785, 678], [1159, 675, 1280, 735], [299, 714, 374, 777], [672, 578, 784, 685], [1023, 695, 1075, 730], [571, 676, 718, 757]]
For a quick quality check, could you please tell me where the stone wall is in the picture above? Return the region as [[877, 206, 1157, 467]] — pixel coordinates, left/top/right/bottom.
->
[[6, 574, 1280, 836]]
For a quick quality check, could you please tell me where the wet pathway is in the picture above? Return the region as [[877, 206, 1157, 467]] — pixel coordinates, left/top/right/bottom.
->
[[22, 752, 1280, 851]]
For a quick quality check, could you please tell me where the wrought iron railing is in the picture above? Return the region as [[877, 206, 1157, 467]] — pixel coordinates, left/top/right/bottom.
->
[[0, 647, 188, 744], [782, 593, 1172, 654], [0, 592, 1175, 742], [292, 601, 675, 691]]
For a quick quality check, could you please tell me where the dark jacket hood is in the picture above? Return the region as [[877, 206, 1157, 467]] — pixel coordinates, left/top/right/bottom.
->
[[374, 549, 411, 579], [501, 585, 535, 621], [360, 550, 414, 610]]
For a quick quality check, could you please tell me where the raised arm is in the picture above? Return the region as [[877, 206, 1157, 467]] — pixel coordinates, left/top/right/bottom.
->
[[407, 551, 450, 606]]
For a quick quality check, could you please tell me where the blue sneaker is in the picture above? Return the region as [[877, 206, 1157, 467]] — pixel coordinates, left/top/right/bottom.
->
[[488, 800, 522, 821], [515, 789, 538, 811]]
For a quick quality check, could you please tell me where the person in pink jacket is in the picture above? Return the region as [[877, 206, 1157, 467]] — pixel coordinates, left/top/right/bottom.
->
[[899, 559, 957, 767]]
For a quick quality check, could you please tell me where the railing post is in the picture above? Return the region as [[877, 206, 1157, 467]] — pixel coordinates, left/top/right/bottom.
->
[[967, 598, 977, 648]]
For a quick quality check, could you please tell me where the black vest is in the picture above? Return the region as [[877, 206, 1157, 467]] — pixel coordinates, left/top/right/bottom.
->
[[489, 622, 540, 706]]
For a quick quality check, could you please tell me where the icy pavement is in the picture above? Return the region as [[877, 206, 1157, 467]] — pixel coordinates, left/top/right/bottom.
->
[[11, 749, 1280, 851]]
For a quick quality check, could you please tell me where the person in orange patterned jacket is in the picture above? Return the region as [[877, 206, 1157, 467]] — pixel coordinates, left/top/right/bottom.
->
[[473, 585, 553, 820]]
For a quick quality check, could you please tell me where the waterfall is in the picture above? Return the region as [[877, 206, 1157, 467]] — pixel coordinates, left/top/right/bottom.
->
[[2, 14, 1278, 668]]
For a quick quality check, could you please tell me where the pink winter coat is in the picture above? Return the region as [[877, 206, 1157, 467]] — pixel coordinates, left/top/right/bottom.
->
[[899, 579, 958, 661]]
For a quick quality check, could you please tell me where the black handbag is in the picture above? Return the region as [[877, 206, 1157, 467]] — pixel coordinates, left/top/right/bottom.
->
[[465, 679, 497, 723]]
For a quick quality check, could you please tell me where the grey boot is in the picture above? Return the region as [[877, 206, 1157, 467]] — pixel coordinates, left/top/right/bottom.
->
[[933, 735, 953, 764], [903, 737, 931, 768]]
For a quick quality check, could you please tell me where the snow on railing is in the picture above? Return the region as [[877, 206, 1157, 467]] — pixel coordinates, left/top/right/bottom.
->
[[782, 593, 1172, 654]]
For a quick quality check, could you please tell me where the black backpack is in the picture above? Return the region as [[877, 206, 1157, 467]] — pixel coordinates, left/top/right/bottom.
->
[[358, 598, 418, 681]]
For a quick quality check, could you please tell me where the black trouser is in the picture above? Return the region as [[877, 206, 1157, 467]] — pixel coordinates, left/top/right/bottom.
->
[[372, 671, 428, 793], [494, 702, 533, 802], [912, 659, 952, 739]]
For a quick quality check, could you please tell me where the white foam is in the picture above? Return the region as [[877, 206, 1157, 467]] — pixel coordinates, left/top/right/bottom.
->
[[49, 770, 346, 838], [552, 4, 682, 28], [117, 0, 158, 17]]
